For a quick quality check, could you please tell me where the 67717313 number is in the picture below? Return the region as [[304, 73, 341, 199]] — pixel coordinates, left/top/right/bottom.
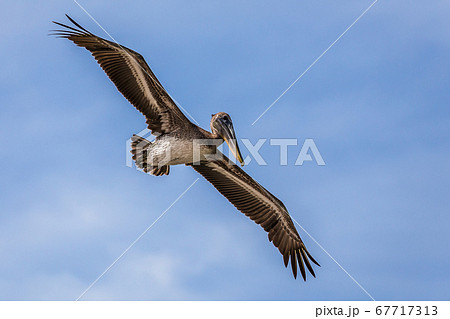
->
[[375, 305, 437, 316]]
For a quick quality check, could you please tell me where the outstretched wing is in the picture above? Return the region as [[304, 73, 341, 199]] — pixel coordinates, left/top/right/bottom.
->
[[52, 15, 192, 135], [189, 153, 319, 280]]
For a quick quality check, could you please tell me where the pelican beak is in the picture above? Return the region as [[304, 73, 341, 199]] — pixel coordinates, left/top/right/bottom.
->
[[217, 119, 245, 166]]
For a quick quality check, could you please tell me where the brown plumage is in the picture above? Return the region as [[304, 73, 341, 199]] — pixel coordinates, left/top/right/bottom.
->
[[189, 154, 319, 280], [52, 15, 319, 280], [52, 15, 191, 136]]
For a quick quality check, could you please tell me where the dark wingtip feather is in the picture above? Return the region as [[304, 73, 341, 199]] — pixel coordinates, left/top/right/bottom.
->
[[290, 252, 297, 279], [65, 14, 92, 34], [300, 248, 316, 278], [296, 249, 307, 281], [52, 21, 86, 34], [283, 253, 289, 268], [51, 15, 93, 39], [304, 248, 321, 267]]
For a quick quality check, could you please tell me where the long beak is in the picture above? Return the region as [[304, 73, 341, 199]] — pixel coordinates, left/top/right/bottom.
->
[[218, 120, 245, 166]]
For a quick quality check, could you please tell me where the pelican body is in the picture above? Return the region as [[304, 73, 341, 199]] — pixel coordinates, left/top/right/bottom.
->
[[131, 112, 242, 176], [52, 15, 319, 280]]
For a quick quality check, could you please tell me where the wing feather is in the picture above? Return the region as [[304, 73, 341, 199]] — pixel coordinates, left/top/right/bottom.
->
[[189, 153, 319, 280], [52, 15, 192, 135]]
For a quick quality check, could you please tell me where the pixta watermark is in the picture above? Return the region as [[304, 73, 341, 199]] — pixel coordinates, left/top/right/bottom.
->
[[125, 128, 325, 170]]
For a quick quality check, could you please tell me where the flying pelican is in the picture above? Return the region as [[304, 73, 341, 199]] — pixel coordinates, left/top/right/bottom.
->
[[52, 15, 319, 280]]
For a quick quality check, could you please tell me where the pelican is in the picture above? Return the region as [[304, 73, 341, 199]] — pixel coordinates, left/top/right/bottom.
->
[[52, 15, 319, 280]]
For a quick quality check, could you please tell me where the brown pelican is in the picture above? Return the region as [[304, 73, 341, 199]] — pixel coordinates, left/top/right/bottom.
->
[[52, 15, 320, 280]]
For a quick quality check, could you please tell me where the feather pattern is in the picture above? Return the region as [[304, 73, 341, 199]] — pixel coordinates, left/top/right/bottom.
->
[[51, 15, 192, 135], [189, 153, 320, 280]]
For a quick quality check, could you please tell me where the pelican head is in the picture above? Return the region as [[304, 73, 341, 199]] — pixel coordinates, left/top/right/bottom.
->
[[211, 112, 245, 166]]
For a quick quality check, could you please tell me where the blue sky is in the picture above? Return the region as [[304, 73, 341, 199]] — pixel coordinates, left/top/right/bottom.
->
[[0, 0, 449, 300]]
